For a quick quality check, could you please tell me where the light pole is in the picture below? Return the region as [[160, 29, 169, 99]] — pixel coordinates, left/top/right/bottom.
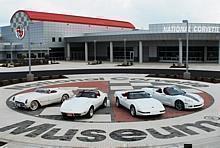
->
[[94, 40, 96, 61], [40, 42, 42, 58], [124, 39, 127, 63], [27, 25, 34, 81], [182, 20, 191, 79]]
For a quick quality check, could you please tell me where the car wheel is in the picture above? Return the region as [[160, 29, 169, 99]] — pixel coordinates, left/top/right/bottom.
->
[[130, 105, 136, 117], [87, 106, 94, 118], [30, 100, 39, 111], [116, 98, 120, 107], [175, 100, 185, 111], [102, 97, 108, 108], [61, 94, 69, 103]]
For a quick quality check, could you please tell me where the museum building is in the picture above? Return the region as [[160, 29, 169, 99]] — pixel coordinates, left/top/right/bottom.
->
[[0, 10, 220, 64]]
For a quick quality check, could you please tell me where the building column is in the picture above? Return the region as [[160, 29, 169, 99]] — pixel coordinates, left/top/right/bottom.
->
[[219, 40, 220, 64], [139, 41, 143, 63], [66, 43, 71, 61], [85, 42, 88, 62], [179, 39, 183, 65], [204, 46, 207, 62], [110, 41, 113, 63]]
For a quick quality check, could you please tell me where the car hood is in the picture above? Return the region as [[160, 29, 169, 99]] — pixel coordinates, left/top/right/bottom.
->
[[60, 97, 93, 113], [133, 98, 165, 111], [180, 93, 204, 103], [14, 92, 43, 102]]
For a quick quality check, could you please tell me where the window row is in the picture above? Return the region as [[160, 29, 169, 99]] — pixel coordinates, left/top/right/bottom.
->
[[52, 37, 62, 42]]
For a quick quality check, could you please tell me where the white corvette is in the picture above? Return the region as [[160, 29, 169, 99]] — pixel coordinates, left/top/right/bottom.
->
[[12, 88, 74, 111], [142, 86, 204, 111], [114, 90, 165, 116], [60, 89, 108, 119]]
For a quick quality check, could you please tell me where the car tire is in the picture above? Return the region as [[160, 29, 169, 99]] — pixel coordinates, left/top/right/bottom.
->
[[102, 97, 108, 108], [61, 94, 69, 103], [87, 106, 94, 118], [29, 100, 39, 111], [175, 100, 185, 111], [130, 105, 136, 117], [116, 98, 120, 107]]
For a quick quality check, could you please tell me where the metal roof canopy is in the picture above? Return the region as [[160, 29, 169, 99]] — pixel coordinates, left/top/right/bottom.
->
[[11, 10, 135, 29], [65, 32, 220, 42]]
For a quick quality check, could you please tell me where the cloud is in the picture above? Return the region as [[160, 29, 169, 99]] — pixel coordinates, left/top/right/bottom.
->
[[0, 0, 220, 29]]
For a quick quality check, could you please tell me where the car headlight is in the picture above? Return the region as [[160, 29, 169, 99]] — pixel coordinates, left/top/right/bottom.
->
[[25, 99, 28, 104]]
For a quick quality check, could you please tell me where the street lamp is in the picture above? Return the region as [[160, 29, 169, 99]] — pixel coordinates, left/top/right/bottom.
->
[[27, 25, 34, 81], [182, 20, 191, 79], [94, 40, 96, 61], [40, 42, 42, 58], [124, 39, 127, 63]]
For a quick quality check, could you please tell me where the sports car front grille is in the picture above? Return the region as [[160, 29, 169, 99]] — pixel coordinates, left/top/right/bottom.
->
[[15, 101, 25, 108], [138, 111, 150, 114], [194, 104, 202, 107], [62, 113, 81, 116]]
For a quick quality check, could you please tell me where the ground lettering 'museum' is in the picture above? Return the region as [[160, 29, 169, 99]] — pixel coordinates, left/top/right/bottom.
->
[[0, 74, 219, 147]]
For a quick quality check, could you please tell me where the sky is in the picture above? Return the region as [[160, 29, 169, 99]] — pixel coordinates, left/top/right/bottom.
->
[[0, 0, 220, 29]]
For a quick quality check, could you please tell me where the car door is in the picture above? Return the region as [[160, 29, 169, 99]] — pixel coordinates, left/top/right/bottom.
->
[[119, 93, 128, 108], [153, 89, 170, 105], [161, 90, 173, 106], [89, 92, 101, 109], [48, 90, 60, 104], [96, 91, 104, 107], [121, 92, 133, 109]]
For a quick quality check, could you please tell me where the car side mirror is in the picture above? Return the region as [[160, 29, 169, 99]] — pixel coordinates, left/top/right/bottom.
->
[[122, 93, 128, 98]]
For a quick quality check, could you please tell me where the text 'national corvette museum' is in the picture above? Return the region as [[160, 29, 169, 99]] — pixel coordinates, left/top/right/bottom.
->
[[0, 10, 220, 148], [0, 10, 220, 64]]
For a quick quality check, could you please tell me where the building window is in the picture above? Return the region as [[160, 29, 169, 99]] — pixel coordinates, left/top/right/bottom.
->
[[6, 54, 11, 59], [59, 37, 62, 42], [52, 37, 56, 42], [17, 54, 22, 59], [38, 53, 45, 58]]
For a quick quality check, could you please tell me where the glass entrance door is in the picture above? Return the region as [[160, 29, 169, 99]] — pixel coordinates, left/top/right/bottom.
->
[[129, 51, 134, 61]]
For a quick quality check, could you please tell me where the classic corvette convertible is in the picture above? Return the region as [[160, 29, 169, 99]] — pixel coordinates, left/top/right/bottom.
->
[[114, 90, 165, 116], [60, 89, 108, 119], [142, 85, 204, 110], [12, 88, 74, 111]]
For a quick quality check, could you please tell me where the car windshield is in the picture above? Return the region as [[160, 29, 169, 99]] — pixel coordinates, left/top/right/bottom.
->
[[35, 88, 50, 93], [76, 91, 97, 98], [165, 86, 185, 95], [127, 91, 151, 99]]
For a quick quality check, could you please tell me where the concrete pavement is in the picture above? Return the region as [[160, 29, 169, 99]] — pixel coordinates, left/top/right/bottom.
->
[[1, 61, 220, 72], [0, 74, 219, 147]]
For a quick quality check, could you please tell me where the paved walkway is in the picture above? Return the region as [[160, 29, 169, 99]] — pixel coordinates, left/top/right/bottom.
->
[[1, 61, 220, 72], [0, 61, 220, 147], [0, 74, 219, 147]]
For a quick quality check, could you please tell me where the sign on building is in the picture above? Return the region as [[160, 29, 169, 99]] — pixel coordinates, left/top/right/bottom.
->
[[10, 11, 31, 40]]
